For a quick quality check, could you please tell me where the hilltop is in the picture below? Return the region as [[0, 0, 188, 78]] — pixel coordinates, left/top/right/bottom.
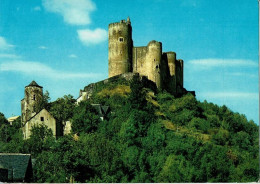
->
[[0, 75, 258, 182]]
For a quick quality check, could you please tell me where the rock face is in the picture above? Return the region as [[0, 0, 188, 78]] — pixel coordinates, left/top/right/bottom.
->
[[108, 17, 186, 96], [76, 73, 158, 104]]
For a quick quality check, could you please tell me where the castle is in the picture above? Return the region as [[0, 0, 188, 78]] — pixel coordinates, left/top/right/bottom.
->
[[108, 17, 186, 95], [21, 18, 194, 138], [77, 17, 192, 103]]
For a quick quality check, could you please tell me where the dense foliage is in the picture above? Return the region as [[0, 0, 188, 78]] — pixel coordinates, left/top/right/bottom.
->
[[0, 78, 258, 182]]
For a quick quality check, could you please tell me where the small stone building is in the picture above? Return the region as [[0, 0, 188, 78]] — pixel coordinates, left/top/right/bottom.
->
[[21, 81, 62, 139], [7, 116, 20, 125], [0, 153, 33, 182], [23, 108, 58, 139]]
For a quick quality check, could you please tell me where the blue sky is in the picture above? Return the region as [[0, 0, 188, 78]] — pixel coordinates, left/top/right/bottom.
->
[[0, 0, 258, 124]]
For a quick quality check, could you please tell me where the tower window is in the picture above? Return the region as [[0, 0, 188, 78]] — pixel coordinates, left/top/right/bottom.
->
[[119, 37, 124, 42], [40, 117, 44, 121], [33, 95, 36, 100]]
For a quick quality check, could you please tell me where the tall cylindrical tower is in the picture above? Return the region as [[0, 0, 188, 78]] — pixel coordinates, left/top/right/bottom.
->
[[108, 17, 133, 78], [146, 40, 162, 88], [166, 52, 176, 76]]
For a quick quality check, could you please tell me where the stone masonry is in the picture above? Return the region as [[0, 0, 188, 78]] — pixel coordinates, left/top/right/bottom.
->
[[108, 17, 185, 96]]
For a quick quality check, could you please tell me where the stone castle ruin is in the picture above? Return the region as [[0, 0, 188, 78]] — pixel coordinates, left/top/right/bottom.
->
[[77, 17, 194, 103], [108, 17, 186, 95]]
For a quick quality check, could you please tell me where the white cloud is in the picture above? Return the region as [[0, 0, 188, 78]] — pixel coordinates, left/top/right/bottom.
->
[[0, 60, 103, 79], [69, 54, 77, 58], [0, 54, 20, 59], [33, 6, 41, 11], [0, 36, 13, 50], [188, 58, 258, 69], [42, 0, 96, 25], [200, 92, 258, 100], [38, 46, 48, 49], [77, 28, 107, 45]]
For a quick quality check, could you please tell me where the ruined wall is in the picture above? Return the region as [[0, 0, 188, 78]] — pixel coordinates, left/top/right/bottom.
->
[[21, 86, 43, 124], [63, 121, 72, 135], [23, 109, 56, 139], [108, 19, 133, 77], [132, 46, 147, 76]]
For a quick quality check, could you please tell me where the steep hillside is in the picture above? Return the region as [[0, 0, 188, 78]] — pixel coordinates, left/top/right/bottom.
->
[[0, 75, 258, 182]]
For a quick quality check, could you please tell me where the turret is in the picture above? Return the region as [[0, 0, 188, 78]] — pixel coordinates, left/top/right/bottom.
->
[[146, 40, 162, 88], [108, 17, 133, 77], [21, 81, 43, 123], [166, 52, 176, 76]]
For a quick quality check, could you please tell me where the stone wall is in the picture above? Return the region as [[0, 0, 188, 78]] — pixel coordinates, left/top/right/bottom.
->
[[133, 46, 147, 75], [23, 109, 57, 139]]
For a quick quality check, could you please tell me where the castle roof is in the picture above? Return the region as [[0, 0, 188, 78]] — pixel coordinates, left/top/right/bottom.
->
[[91, 104, 110, 118], [26, 80, 43, 88], [0, 153, 33, 182]]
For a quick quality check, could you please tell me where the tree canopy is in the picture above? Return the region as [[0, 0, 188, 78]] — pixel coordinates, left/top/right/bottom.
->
[[0, 79, 258, 182]]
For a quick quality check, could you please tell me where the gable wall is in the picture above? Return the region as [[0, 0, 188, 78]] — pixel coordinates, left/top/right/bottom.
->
[[23, 109, 56, 139]]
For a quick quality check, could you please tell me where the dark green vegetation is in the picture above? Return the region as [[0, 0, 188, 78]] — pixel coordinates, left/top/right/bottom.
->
[[0, 76, 258, 182]]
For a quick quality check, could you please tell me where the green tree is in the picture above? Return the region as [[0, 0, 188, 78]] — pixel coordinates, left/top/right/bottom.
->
[[0, 116, 21, 143], [0, 112, 8, 125], [157, 154, 194, 182], [49, 94, 76, 122], [35, 90, 51, 112], [72, 101, 101, 134], [128, 75, 148, 111], [25, 124, 54, 157]]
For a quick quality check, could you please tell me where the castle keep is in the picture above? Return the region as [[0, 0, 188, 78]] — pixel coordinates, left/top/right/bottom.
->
[[108, 17, 185, 95]]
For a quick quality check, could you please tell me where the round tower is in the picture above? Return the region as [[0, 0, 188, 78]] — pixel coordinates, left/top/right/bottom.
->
[[166, 52, 176, 76], [146, 40, 162, 88], [108, 17, 133, 78], [21, 81, 43, 123]]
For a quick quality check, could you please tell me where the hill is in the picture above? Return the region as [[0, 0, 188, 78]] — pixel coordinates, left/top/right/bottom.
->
[[0, 75, 258, 182]]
